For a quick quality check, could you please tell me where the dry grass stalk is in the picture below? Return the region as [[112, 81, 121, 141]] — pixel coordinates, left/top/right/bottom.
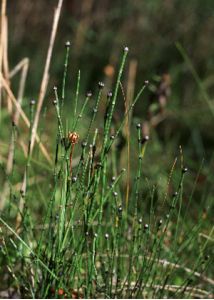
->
[[7, 58, 29, 172], [0, 0, 6, 116], [0, 75, 52, 163], [30, 0, 63, 157], [2, 15, 9, 76], [0, 0, 6, 60], [125, 282, 212, 298], [0, 75, 51, 210], [1, 1, 12, 113], [10, 58, 29, 124], [15, 0, 63, 227], [0, 58, 29, 210], [86, 253, 214, 286], [199, 232, 214, 242]]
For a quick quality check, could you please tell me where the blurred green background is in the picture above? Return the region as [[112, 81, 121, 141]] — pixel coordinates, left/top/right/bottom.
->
[[8, 0, 214, 90]]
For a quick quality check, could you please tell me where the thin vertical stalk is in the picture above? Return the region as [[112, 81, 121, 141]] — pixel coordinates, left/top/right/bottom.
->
[[30, 0, 64, 156], [61, 41, 70, 109]]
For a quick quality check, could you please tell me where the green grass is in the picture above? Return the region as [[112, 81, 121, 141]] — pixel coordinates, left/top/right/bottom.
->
[[0, 45, 213, 299]]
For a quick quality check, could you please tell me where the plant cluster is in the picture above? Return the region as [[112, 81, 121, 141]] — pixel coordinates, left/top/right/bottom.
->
[[0, 44, 213, 299]]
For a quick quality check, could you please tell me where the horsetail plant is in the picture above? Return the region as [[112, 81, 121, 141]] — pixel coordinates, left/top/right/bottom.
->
[[0, 46, 213, 299]]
